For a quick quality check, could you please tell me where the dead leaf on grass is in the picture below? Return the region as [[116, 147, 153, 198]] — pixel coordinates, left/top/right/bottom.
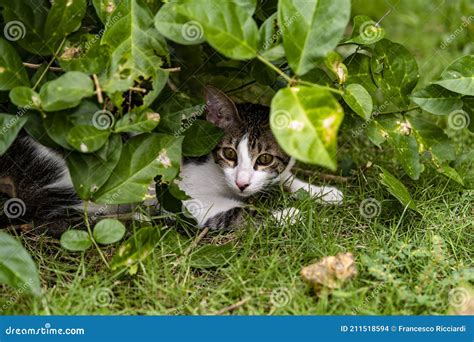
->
[[301, 252, 357, 292]]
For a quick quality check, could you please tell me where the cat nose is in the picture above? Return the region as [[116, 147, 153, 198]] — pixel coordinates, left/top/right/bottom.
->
[[236, 181, 249, 191]]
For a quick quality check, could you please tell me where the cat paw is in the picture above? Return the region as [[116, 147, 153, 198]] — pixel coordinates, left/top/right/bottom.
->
[[272, 207, 301, 225], [320, 186, 344, 204], [307, 185, 343, 205]]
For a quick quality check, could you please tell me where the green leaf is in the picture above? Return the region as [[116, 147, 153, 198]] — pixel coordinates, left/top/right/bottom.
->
[[155, 0, 259, 60], [406, 113, 456, 162], [189, 243, 236, 269], [376, 115, 422, 180], [433, 55, 474, 96], [43, 0, 87, 44], [43, 113, 75, 149], [0, 0, 49, 55], [110, 225, 162, 270], [67, 125, 110, 153], [0, 232, 41, 296], [66, 134, 122, 200], [436, 164, 464, 185], [346, 15, 385, 45], [43, 101, 101, 150], [379, 167, 419, 212], [0, 114, 28, 155], [114, 111, 161, 133], [371, 39, 419, 108], [92, 0, 122, 24], [278, 0, 351, 75], [94, 134, 183, 204], [343, 84, 373, 120], [39, 72, 95, 112], [182, 120, 224, 157], [270, 86, 343, 170], [60, 230, 92, 252], [158, 104, 206, 134], [324, 52, 347, 84], [251, 59, 278, 86], [154, 2, 205, 46], [301, 68, 333, 86], [93, 219, 126, 245], [345, 53, 378, 95], [101, 0, 168, 109], [0, 38, 29, 90], [410, 84, 463, 115], [23, 112, 58, 148], [58, 34, 110, 74], [258, 13, 285, 61], [9, 87, 41, 108], [0, 0, 86, 56], [156, 177, 191, 213], [463, 96, 474, 132], [366, 120, 387, 148]]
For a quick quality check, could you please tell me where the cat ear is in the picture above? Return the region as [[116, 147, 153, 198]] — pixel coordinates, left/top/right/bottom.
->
[[205, 86, 240, 129]]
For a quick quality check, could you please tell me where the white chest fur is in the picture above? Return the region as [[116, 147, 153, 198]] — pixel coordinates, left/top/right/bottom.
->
[[177, 158, 244, 226]]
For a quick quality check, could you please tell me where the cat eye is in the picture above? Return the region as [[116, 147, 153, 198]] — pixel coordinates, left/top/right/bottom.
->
[[222, 147, 237, 161], [256, 153, 274, 166]]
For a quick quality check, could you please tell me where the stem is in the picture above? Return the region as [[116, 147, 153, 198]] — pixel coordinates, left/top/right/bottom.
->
[[226, 80, 257, 94], [375, 106, 420, 116], [257, 54, 343, 94], [257, 55, 294, 84], [23, 62, 63, 72], [92, 74, 104, 104], [298, 80, 344, 95], [83, 202, 110, 269], [33, 38, 66, 91], [162, 66, 181, 72], [129, 87, 147, 93]]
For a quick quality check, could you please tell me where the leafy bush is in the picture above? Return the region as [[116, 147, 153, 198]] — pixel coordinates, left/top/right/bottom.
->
[[0, 0, 472, 295]]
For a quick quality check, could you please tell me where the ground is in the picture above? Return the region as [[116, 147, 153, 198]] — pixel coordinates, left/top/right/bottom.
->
[[0, 0, 473, 315]]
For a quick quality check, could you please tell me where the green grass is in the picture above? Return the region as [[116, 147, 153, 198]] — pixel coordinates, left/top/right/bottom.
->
[[1, 162, 472, 315], [1, 0, 473, 315]]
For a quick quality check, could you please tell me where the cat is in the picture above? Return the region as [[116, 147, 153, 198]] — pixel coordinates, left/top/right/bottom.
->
[[0, 86, 343, 234], [178, 86, 343, 230], [0, 134, 83, 235]]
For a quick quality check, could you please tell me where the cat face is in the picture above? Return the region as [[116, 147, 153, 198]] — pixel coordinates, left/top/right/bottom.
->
[[205, 86, 292, 197]]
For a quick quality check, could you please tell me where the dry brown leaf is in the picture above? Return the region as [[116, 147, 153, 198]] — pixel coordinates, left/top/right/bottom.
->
[[301, 252, 357, 292], [60, 47, 81, 60]]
